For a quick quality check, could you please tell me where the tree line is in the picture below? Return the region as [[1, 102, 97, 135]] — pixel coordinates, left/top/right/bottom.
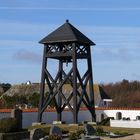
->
[[101, 79, 140, 108], [0, 92, 55, 109], [1, 80, 140, 108], [0, 83, 11, 94]]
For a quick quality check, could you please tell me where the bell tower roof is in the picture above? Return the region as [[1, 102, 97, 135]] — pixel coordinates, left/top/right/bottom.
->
[[39, 20, 95, 45]]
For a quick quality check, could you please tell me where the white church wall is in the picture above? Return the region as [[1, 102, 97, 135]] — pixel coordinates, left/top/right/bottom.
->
[[110, 120, 140, 128], [96, 108, 140, 122], [103, 109, 140, 120]]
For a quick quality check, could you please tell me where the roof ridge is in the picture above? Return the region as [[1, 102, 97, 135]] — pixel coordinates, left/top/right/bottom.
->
[[65, 22, 78, 41], [39, 21, 95, 45]]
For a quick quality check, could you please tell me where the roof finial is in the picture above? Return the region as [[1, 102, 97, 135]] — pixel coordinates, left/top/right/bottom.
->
[[66, 19, 69, 23]]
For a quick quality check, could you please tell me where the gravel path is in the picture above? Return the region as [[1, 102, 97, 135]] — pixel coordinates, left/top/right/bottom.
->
[[101, 134, 140, 140]]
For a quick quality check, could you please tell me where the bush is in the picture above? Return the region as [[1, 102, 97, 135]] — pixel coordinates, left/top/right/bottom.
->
[[98, 117, 114, 126], [28, 125, 51, 135], [61, 128, 69, 134], [114, 131, 128, 135], [48, 134, 62, 140], [42, 127, 50, 135], [69, 132, 79, 140], [76, 129, 85, 138], [96, 127, 104, 134], [0, 117, 19, 133]]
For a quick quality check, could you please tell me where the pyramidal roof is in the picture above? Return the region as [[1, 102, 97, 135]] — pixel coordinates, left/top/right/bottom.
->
[[39, 20, 95, 45]]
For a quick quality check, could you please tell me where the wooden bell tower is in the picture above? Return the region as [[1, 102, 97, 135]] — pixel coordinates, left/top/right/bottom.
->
[[38, 20, 96, 123]]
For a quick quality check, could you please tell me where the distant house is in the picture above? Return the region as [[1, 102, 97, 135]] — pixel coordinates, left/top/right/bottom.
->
[[26, 81, 32, 85], [94, 84, 112, 108], [62, 84, 112, 108]]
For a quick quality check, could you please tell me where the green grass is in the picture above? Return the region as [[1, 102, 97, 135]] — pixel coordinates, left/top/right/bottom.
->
[[28, 124, 140, 135], [101, 126, 140, 134], [28, 124, 80, 134]]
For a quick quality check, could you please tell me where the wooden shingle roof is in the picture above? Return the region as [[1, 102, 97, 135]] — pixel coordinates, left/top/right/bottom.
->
[[94, 84, 111, 106], [39, 20, 95, 45]]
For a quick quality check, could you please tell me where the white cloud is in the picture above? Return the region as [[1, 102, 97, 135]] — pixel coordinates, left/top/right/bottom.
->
[[0, 21, 58, 39], [0, 40, 37, 48], [1, 21, 140, 44], [13, 49, 42, 64], [1, 21, 140, 65], [1, 7, 140, 11], [132, 73, 140, 79]]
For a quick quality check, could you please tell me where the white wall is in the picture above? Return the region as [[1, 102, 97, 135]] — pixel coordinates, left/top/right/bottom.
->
[[1, 109, 140, 128], [96, 109, 140, 121], [96, 109, 140, 128], [110, 120, 140, 128]]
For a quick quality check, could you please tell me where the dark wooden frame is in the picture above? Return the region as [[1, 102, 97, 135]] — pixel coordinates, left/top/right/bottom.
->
[[38, 42, 96, 123]]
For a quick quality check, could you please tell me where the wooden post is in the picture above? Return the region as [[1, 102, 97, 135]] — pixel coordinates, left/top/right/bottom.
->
[[73, 43, 78, 123], [11, 109, 22, 129], [38, 46, 47, 122], [57, 60, 63, 121]]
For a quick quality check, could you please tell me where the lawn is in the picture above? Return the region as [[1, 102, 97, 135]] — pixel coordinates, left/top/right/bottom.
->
[[101, 126, 140, 134], [28, 123, 140, 134]]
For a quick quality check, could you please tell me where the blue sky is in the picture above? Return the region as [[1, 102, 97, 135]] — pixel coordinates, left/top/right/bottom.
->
[[0, 0, 140, 84]]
